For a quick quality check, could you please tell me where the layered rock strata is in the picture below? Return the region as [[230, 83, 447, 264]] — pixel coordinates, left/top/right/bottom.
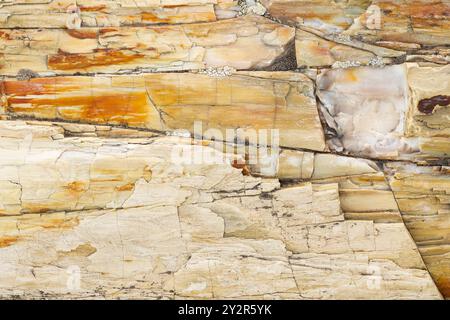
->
[[0, 121, 442, 299], [0, 0, 448, 300]]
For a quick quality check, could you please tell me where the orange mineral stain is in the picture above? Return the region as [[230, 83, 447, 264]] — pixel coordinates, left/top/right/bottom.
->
[[40, 216, 80, 230], [436, 276, 450, 298], [66, 29, 98, 39], [79, 5, 107, 12], [141, 12, 171, 24], [48, 49, 145, 71], [344, 69, 358, 82], [6, 76, 152, 127], [115, 183, 135, 192], [0, 236, 19, 248], [65, 181, 87, 193]]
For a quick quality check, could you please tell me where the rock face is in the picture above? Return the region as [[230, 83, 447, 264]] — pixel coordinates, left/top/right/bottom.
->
[[317, 64, 449, 163], [0, 1, 448, 300], [0, 15, 294, 75], [0, 121, 442, 299], [384, 163, 450, 298], [0, 0, 220, 27], [2, 72, 325, 150]]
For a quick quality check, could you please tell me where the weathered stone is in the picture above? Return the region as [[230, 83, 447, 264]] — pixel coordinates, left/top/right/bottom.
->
[[295, 29, 399, 68], [0, 0, 448, 300], [0, 15, 294, 75], [384, 162, 450, 297], [2, 72, 326, 150], [317, 63, 449, 163], [0, 0, 219, 28], [0, 121, 442, 299], [262, 0, 450, 50], [261, 0, 370, 33], [405, 64, 450, 164]]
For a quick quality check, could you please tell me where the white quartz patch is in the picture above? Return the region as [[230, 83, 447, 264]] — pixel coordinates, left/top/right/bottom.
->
[[317, 65, 419, 159]]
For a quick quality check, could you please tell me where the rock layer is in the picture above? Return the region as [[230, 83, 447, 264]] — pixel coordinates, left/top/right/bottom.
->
[[317, 63, 449, 163], [0, 15, 294, 75], [384, 162, 450, 297], [2, 72, 326, 151], [0, 121, 442, 299], [0, 0, 219, 27], [0, 0, 449, 300]]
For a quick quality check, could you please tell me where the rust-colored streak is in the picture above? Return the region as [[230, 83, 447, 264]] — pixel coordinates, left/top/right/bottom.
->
[[40, 216, 80, 230], [65, 181, 87, 193], [4, 79, 47, 96], [115, 183, 135, 192], [231, 159, 251, 176], [418, 95, 450, 114], [0, 236, 18, 248], [66, 29, 98, 39], [84, 91, 149, 126], [381, 2, 450, 19], [48, 49, 144, 71], [79, 5, 107, 12], [0, 31, 12, 40], [141, 12, 170, 24], [6, 77, 151, 127], [99, 28, 119, 35]]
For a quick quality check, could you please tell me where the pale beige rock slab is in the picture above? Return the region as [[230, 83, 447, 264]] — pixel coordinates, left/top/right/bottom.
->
[[0, 0, 219, 27], [0, 121, 442, 299], [384, 162, 450, 298], [2, 72, 326, 151], [262, 0, 450, 50], [295, 29, 391, 68], [0, 15, 294, 75]]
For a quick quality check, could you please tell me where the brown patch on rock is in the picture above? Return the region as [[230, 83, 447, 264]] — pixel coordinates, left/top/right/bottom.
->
[[143, 166, 153, 182], [40, 216, 80, 230], [58, 243, 97, 257], [66, 29, 98, 40], [79, 5, 107, 12], [65, 181, 87, 193], [232, 159, 250, 176], [417, 95, 450, 114]]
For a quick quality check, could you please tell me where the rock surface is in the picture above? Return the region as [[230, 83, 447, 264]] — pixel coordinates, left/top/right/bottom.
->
[[0, 0, 448, 300], [0, 121, 442, 299], [2, 72, 325, 150], [0, 15, 294, 75], [317, 64, 449, 163], [0, 0, 220, 27]]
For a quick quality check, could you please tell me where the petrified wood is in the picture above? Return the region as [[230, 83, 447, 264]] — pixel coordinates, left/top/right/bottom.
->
[[0, 0, 448, 300]]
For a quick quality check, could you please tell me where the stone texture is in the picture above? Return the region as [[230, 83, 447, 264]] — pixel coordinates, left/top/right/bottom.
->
[[0, 15, 294, 75], [262, 0, 450, 51], [261, 0, 370, 33], [317, 63, 449, 163], [384, 162, 450, 297], [0, 0, 220, 28], [0, 121, 442, 299], [0, 0, 449, 301], [1, 72, 326, 151]]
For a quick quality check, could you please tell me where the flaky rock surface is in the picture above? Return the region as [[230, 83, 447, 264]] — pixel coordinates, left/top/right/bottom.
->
[[0, 0, 448, 300], [0, 121, 443, 299]]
